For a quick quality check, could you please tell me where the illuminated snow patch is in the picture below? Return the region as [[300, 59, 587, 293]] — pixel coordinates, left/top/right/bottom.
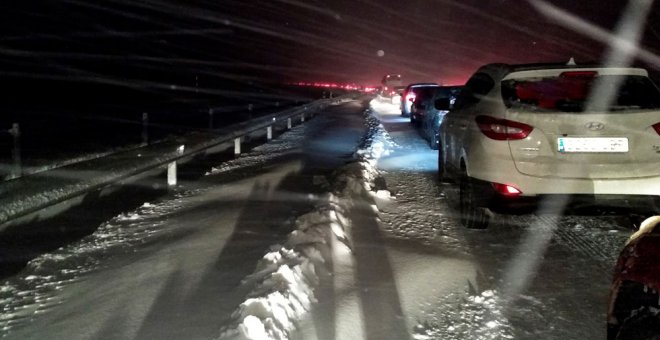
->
[[413, 290, 514, 340], [220, 194, 352, 340], [221, 107, 398, 340], [207, 127, 305, 176], [0, 196, 188, 335], [220, 108, 396, 340]]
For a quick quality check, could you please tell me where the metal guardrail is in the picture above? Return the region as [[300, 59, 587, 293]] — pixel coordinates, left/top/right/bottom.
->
[[0, 95, 355, 228]]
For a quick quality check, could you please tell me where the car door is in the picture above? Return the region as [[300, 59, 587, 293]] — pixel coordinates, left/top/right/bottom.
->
[[442, 94, 466, 176], [443, 73, 495, 176]]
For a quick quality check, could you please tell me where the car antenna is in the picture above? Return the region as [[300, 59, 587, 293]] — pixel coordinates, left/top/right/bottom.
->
[[567, 57, 577, 66]]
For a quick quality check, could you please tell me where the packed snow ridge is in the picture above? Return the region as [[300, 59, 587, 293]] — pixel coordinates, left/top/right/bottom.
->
[[220, 109, 394, 340]]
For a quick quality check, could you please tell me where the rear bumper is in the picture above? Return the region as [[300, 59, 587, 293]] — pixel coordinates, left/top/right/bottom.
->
[[469, 177, 660, 214], [466, 144, 660, 196]]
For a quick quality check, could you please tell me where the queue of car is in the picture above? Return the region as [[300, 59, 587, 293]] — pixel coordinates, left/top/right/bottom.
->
[[396, 62, 660, 230], [412, 85, 461, 150], [399, 83, 439, 117], [439, 63, 660, 230], [392, 62, 660, 340]]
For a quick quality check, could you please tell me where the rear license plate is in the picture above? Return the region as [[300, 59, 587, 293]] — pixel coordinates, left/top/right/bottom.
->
[[557, 137, 628, 153]]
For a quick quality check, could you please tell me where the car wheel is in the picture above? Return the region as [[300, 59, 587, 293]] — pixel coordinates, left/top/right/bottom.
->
[[430, 132, 439, 150], [459, 175, 490, 229], [437, 145, 446, 181], [612, 307, 660, 340], [411, 115, 421, 128]]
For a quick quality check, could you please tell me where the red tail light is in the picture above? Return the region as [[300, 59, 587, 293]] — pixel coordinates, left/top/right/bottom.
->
[[491, 183, 522, 197], [653, 123, 660, 135], [476, 115, 533, 140], [559, 71, 598, 78], [406, 94, 416, 102]]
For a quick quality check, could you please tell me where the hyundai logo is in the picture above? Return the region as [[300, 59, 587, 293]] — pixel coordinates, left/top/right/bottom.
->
[[585, 122, 605, 131]]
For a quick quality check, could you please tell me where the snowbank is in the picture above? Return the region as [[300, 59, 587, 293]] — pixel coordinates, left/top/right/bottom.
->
[[220, 109, 394, 340], [219, 193, 350, 340]]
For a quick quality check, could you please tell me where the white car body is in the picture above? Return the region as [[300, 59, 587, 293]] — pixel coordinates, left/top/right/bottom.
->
[[440, 64, 660, 210]]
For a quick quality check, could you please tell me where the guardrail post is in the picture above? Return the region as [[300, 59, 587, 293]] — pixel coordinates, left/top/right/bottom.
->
[[267, 126, 273, 140], [167, 145, 185, 187], [9, 123, 22, 178], [208, 108, 214, 130], [301, 113, 305, 122], [287, 118, 292, 129], [234, 137, 241, 155], [167, 161, 177, 186], [142, 112, 149, 145]]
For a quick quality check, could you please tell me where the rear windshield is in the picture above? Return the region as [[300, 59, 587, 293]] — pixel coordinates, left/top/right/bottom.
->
[[413, 86, 437, 95], [501, 74, 660, 112]]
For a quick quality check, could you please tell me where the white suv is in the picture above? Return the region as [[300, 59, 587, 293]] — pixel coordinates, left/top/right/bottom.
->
[[438, 63, 660, 228]]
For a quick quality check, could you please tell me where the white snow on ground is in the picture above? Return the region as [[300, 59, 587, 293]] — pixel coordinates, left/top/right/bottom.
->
[[219, 194, 347, 340], [367, 99, 635, 340], [0, 144, 187, 225], [412, 290, 513, 340], [0, 195, 190, 334], [0, 101, 356, 339], [220, 105, 399, 340], [0, 98, 641, 340], [0, 98, 343, 226], [208, 128, 306, 176], [0, 117, 323, 337]]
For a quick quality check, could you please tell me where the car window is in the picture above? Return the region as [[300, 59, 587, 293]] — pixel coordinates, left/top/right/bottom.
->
[[502, 74, 660, 112], [454, 73, 495, 109], [468, 73, 495, 96], [454, 73, 494, 110]]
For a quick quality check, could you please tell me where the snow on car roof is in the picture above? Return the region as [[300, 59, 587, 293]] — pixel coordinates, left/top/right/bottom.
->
[[502, 67, 648, 80]]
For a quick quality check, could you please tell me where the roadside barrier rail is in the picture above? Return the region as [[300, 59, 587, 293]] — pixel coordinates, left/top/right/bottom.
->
[[0, 94, 356, 228]]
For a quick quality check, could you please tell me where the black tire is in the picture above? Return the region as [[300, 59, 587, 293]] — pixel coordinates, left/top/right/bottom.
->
[[438, 145, 450, 182], [437, 147, 445, 181], [459, 175, 490, 229], [614, 308, 660, 340], [430, 132, 439, 150], [609, 281, 660, 340]]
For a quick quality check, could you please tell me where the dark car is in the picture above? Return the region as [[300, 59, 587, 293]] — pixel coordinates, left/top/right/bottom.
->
[[409, 85, 440, 125], [608, 215, 660, 340], [419, 86, 462, 150], [379, 85, 406, 104], [400, 83, 439, 117]]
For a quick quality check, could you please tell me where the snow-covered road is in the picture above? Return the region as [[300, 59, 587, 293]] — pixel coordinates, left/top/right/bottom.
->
[[0, 99, 369, 339], [0, 98, 638, 340]]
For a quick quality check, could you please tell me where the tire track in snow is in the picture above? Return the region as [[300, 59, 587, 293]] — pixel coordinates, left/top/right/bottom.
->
[[506, 213, 629, 274]]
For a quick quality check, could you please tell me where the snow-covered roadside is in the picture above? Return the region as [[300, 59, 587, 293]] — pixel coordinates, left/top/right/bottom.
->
[[0, 193, 192, 335], [220, 108, 395, 340], [0, 98, 368, 340]]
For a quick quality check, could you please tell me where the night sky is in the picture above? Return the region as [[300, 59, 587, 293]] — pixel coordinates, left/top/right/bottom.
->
[[0, 0, 658, 91]]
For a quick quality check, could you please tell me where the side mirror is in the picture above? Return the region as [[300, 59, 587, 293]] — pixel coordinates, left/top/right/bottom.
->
[[434, 98, 451, 111]]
